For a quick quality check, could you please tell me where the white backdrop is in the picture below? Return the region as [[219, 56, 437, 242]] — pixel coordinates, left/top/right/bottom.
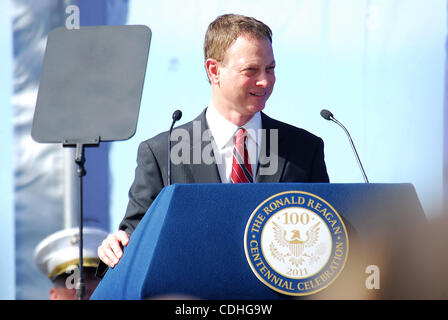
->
[[109, 0, 447, 231]]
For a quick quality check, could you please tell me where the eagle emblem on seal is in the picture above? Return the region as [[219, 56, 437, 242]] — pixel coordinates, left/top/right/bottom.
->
[[271, 221, 324, 266]]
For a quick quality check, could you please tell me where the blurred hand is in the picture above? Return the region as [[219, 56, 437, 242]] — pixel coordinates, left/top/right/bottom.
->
[[97, 230, 129, 268]]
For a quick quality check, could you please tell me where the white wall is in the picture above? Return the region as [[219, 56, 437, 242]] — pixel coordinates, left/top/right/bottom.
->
[[109, 0, 446, 230]]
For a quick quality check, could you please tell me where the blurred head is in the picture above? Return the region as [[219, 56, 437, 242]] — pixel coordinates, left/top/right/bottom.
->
[[49, 267, 100, 300], [34, 227, 108, 300]]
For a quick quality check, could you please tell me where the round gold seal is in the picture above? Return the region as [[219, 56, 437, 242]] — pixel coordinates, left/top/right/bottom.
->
[[244, 191, 349, 296]]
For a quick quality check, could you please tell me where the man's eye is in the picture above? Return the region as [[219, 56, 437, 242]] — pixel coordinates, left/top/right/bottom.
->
[[244, 68, 257, 75]]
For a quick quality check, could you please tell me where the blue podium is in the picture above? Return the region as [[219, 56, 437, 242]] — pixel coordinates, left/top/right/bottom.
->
[[90, 183, 425, 300]]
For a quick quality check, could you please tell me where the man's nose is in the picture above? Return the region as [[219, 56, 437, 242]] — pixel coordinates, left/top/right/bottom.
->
[[256, 73, 270, 88], [257, 70, 275, 88]]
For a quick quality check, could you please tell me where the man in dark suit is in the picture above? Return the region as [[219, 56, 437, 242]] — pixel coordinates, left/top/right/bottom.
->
[[98, 14, 329, 269]]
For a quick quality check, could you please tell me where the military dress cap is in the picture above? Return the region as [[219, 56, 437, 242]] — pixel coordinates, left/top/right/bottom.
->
[[34, 227, 108, 280]]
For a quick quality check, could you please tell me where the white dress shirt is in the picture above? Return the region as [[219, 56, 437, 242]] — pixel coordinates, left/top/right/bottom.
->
[[205, 104, 261, 183]]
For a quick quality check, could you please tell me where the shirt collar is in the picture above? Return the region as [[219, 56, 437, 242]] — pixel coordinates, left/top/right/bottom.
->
[[205, 104, 261, 150]]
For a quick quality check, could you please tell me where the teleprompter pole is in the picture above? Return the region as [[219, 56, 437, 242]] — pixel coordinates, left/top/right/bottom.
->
[[75, 143, 86, 300]]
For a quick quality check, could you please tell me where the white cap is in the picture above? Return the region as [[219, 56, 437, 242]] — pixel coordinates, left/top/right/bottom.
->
[[34, 227, 108, 279]]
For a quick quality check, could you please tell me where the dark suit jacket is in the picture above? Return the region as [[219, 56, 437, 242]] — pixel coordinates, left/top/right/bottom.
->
[[119, 109, 329, 235]]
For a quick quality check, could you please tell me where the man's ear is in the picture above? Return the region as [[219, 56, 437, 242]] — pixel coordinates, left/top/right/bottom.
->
[[205, 58, 220, 85]]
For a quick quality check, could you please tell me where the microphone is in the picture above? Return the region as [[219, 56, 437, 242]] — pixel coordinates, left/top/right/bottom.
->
[[320, 108, 369, 183], [168, 109, 182, 185], [172, 109, 182, 123]]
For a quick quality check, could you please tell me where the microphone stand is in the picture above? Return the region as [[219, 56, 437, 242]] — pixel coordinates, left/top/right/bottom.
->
[[329, 116, 369, 183], [168, 110, 182, 185], [330, 116, 369, 183], [321, 109, 369, 183]]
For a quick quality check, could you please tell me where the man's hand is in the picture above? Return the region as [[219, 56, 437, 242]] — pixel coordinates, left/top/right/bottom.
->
[[97, 230, 130, 268]]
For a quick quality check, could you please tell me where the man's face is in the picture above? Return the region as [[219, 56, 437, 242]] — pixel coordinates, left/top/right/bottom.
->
[[212, 35, 276, 121]]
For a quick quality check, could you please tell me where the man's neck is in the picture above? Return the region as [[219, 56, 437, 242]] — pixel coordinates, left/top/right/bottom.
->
[[210, 102, 255, 127]]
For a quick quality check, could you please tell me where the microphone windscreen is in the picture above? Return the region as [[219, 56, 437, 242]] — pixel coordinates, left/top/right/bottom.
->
[[320, 109, 333, 120], [172, 110, 182, 121]]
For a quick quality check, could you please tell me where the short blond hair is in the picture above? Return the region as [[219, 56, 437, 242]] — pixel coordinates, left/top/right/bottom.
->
[[204, 14, 273, 64]]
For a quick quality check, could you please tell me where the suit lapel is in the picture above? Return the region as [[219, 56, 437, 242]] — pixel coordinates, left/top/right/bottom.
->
[[186, 109, 222, 183], [256, 113, 286, 183], [182, 110, 284, 184]]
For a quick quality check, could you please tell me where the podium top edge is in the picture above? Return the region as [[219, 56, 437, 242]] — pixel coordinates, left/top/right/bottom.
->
[[163, 182, 418, 191], [165, 182, 416, 186]]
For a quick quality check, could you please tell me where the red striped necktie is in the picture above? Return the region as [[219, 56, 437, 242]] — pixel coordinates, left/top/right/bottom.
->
[[231, 128, 253, 183]]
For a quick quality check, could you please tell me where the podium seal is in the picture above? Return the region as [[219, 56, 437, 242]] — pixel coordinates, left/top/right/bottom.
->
[[244, 191, 349, 296]]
